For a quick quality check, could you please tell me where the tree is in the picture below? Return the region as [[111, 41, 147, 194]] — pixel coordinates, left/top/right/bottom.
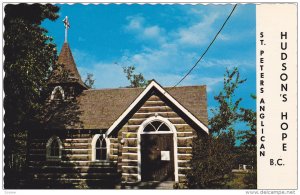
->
[[4, 3, 59, 188], [84, 73, 95, 89], [123, 65, 149, 88], [187, 67, 247, 188], [187, 133, 235, 188], [209, 67, 246, 136]]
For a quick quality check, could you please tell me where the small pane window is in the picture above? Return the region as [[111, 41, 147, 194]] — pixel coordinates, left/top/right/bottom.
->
[[50, 139, 59, 156], [96, 135, 107, 160], [144, 124, 156, 132], [46, 136, 62, 161], [157, 123, 169, 131]]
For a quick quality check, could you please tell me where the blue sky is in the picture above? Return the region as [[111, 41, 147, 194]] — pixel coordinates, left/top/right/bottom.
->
[[43, 4, 256, 136]]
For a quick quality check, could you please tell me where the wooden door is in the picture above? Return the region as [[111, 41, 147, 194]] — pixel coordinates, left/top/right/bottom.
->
[[141, 134, 174, 181]]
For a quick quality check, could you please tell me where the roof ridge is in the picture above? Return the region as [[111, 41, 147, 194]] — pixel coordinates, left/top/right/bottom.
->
[[82, 85, 206, 92]]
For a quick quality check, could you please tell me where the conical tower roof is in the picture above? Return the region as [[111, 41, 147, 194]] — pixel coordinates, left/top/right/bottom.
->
[[50, 43, 87, 89]]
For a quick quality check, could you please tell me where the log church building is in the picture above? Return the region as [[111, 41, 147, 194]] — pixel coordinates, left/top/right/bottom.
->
[[27, 17, 209, 189]]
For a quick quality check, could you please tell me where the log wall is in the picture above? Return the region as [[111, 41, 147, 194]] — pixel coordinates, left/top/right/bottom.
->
[[28, 93, 202, 188], [27, 130, 120, 189], [117, 94, 198, 184]]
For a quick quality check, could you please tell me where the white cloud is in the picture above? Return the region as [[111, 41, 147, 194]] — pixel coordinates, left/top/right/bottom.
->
[[202, 59, 254, 69], [125, 16, 144, 31], [78, 62, 129, 89], [144, 26, 162, 38], [125, 16, 166, 43], [176, 12, 220, 47], [196, 76, 223, 92], [74, 6, 254, 92]]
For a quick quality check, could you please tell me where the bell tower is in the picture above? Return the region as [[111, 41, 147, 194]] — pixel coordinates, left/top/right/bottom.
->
[[48, 16, 87, 101]]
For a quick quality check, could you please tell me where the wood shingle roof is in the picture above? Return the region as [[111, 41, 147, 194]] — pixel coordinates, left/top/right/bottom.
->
[[76, 85, 208, 130], [49, 43, 86, 88]]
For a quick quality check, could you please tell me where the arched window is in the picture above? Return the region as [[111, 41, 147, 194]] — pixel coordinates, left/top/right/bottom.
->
[[50, 139, 59, 156], [92, 134, 110, 161], [50, 86, 65, 100], [46, 136, 62, 161], [95, 135, 107, 160], [143, 120, 171, 132]]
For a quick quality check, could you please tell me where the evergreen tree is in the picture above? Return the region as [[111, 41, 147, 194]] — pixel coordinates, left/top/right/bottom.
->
[[4, 3, 59, 188]]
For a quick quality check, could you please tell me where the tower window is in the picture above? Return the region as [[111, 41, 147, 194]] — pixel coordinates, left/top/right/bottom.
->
[[50, 86, 65, 100]]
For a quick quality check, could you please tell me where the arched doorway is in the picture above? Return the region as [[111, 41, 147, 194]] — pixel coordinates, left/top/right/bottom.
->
[[138, 116, 178, 182]]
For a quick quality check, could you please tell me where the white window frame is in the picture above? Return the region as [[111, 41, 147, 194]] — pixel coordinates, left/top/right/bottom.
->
[[46, 135, 63, 161], [91, 134, 110, 161], [137, 116, 179, 182], [50, 86, 65, 100]]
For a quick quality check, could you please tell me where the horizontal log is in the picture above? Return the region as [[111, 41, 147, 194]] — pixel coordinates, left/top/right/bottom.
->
[[122, 147, 137, 153], [127, 119, 144, 126], [108, 138, 118, 143], [125, 139, 137, 147], [121, 161, 138, 167], [63, 144, 89, 149], [174, 124, 192, 132], [177, 148, 192, 154], [110, 143, 119, 149], [29, 143, 46, 148], [138, 106, 173, 113], [63, 139, 90, 143], [147, 95, 161, 101], [28, 160, 116, 167], [143, 100, 166, 107], [178, 175, 187, 183], [122, 132, 137, 138], [121, 174, 138, 183], [28, 166, 116, 173], [177, 155, 192, 161], [122, 166, 138, 174], [177, 132, 195, 137], [122, 154, 138, 160], [109, 155, 118, 161], [68, 134, 91, 138], [121, 125, 139, 132], [31, 172, 118, 179], [132, 112, 179, 119], [178, 168, 191, 175], [168, 118, 186, 124], [177, 138, 193, 147], [110, 148, 119, 155], [63, 149, 89, 155], [178, 161, 191, 167], [63, 155, 90, 161]]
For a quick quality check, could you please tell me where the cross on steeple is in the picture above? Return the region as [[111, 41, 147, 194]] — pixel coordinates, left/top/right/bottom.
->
[[63, 16, 70, 43]]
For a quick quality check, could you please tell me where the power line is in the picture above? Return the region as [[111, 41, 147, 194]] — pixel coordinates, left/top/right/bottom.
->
[[172, 4, 237, 88]]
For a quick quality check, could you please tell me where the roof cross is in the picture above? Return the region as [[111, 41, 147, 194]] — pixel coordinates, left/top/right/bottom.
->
[[63, 16, 70, 43]]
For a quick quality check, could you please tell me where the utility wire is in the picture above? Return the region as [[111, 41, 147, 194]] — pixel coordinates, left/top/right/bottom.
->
[[171, 4, 237, 89]]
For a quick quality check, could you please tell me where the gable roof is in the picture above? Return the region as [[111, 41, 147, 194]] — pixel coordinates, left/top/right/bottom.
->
[[105, 80, 209, 135], [49, 43, 87, 88], [46, 81, 208, 134]]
